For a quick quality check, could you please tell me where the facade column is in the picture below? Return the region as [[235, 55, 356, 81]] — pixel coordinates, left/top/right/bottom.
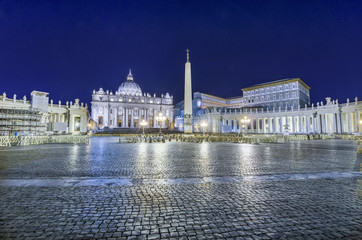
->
[[124, 108, 128, 128], [153, 109, 157, 128], [268, 117, 271, 133], [163, 109, 166, 128], [113, 108, 117, 128], [279, 117, 283, 133], [131, 109, 134, 127], [291, 116, 295, 133], [122, 108, 124, 127]]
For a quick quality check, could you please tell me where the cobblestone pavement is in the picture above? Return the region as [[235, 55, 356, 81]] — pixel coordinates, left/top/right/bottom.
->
[[0, 138, 361, 239]]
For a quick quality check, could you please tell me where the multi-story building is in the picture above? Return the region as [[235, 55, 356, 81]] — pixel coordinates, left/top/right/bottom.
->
[[242, 78, 310, 110], [91, 70, 174, 130], [0, 91, 89, 136], [174, 56, 361, 134]]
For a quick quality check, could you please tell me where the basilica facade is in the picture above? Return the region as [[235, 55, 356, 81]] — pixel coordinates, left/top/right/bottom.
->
[[91, 70, 174, 130]]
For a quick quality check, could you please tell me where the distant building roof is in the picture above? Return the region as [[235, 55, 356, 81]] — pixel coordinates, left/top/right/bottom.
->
[[242, 78, 311, 91]]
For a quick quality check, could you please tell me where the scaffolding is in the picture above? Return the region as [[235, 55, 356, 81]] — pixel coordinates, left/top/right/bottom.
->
[[0, 108, 48, 136]]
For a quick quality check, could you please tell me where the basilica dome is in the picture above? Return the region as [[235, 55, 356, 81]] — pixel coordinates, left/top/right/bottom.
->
[[118, 69, 142, 96]]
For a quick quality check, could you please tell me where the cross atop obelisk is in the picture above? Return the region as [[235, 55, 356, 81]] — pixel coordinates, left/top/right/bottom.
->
[[184, 49, 193, 133]]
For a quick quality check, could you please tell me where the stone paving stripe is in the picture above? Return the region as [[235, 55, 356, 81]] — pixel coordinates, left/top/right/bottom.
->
[[0, 171, 361, 187]]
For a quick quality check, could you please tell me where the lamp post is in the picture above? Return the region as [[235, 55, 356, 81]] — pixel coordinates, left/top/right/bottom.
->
[[200, 121, 208, 135], [240, 116, 250, 134], [155, 112, 166, 135], [140, 119, 148, 135]]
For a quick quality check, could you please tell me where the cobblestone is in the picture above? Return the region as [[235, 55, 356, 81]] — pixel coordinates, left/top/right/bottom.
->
[[0, 138, 361, 239]]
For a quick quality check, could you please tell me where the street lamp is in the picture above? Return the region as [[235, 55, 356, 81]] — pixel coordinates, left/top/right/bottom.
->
[[140, 119, 148, 135], [155, 112, 166, 134], [200, 121, 208, 134], [240, 116, 250, 134]]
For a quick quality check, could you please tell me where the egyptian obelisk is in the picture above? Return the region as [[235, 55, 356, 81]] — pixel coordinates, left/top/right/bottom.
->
[[184, 49, 193, 133]]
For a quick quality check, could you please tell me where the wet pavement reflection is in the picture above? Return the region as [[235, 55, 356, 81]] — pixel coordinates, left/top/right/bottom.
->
[[0, 138, 361, 239], [0, 138, 360, 179]]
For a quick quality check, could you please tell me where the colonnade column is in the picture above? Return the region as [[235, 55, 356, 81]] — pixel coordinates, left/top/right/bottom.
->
[[356, 110, 360, 133], [69, 115, 74, 133], [298, 116, 301, 133], [306, 115, 310, 133], [347, 112, 351, 133], [336, 112, 341, 133], [321, 114, 325, 133], [313, 116, 317, 133], [332, 113, 337, 133], [316, 114, 320, 133]]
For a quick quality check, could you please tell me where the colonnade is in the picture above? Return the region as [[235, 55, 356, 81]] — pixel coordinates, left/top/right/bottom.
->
[[195, 101, 362, 134]]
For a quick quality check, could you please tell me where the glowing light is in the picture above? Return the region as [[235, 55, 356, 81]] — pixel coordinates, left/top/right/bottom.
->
[[140, 119, 148, 135], [155, 112, 166, 134]]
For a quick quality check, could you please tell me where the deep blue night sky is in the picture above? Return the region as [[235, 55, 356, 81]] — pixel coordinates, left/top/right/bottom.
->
[[0, 0, 361, 108]]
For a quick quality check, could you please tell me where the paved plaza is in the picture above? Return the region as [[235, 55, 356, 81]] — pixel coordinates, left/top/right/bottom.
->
[[0, 138, 361, 239]]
